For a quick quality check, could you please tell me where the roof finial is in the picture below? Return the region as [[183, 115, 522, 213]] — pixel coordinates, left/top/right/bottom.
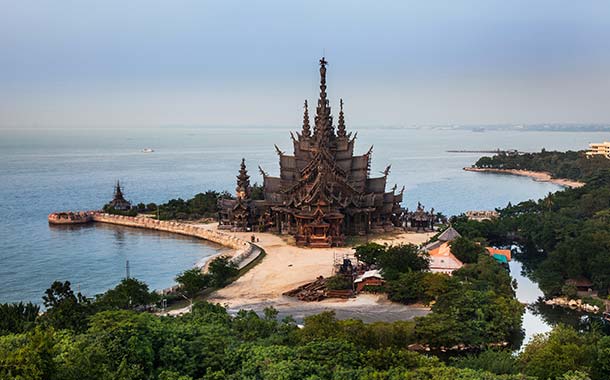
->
[[314, 57, 334, 144], [115, 180, 123, 197], [337, 98, 346, 137], [302, 100, 311, 138]]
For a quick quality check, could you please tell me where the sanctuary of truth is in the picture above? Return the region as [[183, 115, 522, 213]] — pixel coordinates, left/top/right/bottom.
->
[[218, 58, 436, 247]]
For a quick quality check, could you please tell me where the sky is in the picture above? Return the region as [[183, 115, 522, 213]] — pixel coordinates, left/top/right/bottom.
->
[[1, 0, 610, 128]]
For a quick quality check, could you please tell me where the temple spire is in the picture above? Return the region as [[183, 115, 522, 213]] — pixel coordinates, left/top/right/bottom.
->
[[313, 57, 334, 145], [236, 158, 251, 200], [114, 180, 124, 200], [301, 100, 311, 138], [337, 98, 346, 137]]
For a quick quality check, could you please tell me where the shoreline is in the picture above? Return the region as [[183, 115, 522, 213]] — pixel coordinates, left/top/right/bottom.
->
[[463, 167, 585, 188], [88, 213, 262, 272]]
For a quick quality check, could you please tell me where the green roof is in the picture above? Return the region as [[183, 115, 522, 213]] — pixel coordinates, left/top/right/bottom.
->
[[492, 254, 508, 264]]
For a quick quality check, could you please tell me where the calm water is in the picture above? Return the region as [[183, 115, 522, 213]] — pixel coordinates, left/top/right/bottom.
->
[[0, 127, 607, 327]]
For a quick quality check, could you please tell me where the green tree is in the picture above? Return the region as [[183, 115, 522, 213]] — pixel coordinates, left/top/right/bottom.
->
[[0, 302, 40, 335], [0, 327, 58, 380], [175, 268, 211, 299], [39, 281, 93, 332], [354, 242, 386, 266], [96, 278, 159, 310], [377, 244, 429, 280], [386, 271, 427, 304], [519, 325, 594, 380], [208, 256, 238, 287], [450, 236, 486, 264]]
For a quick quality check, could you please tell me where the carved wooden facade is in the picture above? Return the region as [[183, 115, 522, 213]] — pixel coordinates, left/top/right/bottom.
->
[[219, 58, 405, 247]]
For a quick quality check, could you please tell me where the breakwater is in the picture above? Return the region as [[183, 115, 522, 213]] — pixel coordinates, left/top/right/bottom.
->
[[90, 213, 261, 271]]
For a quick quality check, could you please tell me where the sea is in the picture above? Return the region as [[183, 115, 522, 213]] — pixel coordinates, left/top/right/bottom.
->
[[0, 126, 607, 344]]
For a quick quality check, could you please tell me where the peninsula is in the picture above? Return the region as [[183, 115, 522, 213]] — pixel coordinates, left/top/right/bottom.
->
[[463, 167, 585, 188]]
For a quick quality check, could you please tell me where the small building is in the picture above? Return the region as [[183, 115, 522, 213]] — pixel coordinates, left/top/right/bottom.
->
[[486, 247, 512, 263], [407, 202, 437, 231], [427, 242, 463, 275], [566, 278, 594, 292], [107, 181, 131, 211], [586, 142, 610, 159], [424, 226, 461, 251], [354, 269, 385, 292]]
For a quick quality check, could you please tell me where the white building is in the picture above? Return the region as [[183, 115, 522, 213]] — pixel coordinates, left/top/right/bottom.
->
[[586, 142, 610, 159], [427, 242, 464, 275]]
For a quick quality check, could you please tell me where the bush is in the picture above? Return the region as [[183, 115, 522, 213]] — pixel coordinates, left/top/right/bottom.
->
[[451, 349, 519, 375], [326, 275, 352, 291]]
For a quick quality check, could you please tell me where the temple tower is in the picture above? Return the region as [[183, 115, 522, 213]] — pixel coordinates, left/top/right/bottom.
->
[[313, 57, 334, 145], [107, 180, 132, 211], [236, 158, 251, 200]]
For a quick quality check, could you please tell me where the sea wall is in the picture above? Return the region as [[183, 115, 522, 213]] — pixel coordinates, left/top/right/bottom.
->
[[91, 213, 261, 270]]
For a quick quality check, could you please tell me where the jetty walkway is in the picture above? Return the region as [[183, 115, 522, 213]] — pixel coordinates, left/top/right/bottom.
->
[[59, 212, 262, 271]]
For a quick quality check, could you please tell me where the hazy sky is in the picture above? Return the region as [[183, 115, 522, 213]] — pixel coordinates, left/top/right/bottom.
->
[[1, 0, 610, 128]]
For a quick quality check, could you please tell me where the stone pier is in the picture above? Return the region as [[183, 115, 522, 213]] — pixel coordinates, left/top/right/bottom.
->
[[90, 213, 261, 270]]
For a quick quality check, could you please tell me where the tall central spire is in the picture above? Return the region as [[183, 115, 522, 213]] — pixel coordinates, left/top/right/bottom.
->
[[313, 57, 334, 145]]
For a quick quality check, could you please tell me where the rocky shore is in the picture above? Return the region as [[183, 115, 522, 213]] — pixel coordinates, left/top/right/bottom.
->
[[544, 297, 601, 314]]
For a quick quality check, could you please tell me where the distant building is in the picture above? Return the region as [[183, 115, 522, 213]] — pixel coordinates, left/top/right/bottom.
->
[[566, 278, 594, 292], [424, 226, 461, 251], [427, 242, 463, 275], [586, 141, 610, 159], [465, 210, 499, 221], [107, 181, 132, 211], [354, 269, 385, 292], [406, 202, 437, 231]]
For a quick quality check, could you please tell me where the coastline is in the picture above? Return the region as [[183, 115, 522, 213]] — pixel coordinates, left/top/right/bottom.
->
[[463, 167, 585, 188]]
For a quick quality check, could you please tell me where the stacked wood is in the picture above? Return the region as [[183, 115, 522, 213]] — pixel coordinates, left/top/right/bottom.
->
[[283, 276, 328, 302], [283, 276, 355, 301], [325, 289, 353, 299]]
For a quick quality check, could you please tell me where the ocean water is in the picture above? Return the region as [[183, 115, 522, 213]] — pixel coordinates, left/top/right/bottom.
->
[[0, 126, 607, 306]]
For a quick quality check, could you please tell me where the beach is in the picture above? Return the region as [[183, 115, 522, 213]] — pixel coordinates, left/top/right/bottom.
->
[[463, 167, 585, 188], [197, 224, 434, 319]]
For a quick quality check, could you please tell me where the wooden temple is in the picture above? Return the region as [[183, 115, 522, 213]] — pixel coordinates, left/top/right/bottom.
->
[[107, 181, 132, 211], [218, 57, 405, 247]]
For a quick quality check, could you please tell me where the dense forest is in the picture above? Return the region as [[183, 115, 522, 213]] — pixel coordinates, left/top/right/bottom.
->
[[474, 149, 609, 182], [458, 150, 610, 296], [1, 279, 609, 380], [148, 184, 264, 220], [0, 239, 603, 379]]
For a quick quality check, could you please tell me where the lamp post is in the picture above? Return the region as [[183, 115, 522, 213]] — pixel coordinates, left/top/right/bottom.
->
[[179, 293, 193, 312]]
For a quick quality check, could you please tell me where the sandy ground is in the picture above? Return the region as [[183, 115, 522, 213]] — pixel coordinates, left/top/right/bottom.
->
[[464, 167, 585, 188], [192, 224, 433, 320]]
